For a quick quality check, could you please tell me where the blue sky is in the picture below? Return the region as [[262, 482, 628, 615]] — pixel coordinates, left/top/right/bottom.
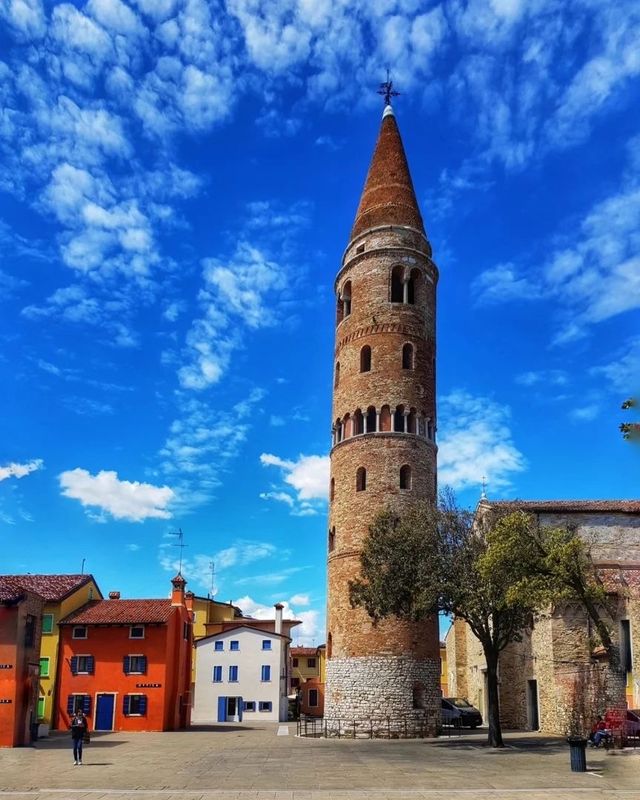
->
[[1, 0, 639, 645]]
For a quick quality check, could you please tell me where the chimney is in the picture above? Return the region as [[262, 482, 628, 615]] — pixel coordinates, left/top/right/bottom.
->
[[171, 573, 186, 607], [184, 591, 194, 614], [274, 603, 284, 635], [108, 591, 120, 600]]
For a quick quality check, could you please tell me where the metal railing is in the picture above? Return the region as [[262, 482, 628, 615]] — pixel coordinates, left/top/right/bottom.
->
[[296, 713, 439, 739]]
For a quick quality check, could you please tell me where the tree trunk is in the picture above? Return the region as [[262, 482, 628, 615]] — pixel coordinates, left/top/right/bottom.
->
[[484, 648, 504, 748]]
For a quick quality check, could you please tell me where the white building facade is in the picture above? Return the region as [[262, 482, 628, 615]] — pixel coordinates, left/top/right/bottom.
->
[[193, 620, 291, 723]]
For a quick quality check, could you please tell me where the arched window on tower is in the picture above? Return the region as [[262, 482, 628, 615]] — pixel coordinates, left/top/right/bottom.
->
[[353, 409, 364, 435], [327, 632, 332, 659], [407, 407, 417, 434], [328, 527, 335, 551], [356, 467, 366, 492], [391, 265, 404, 303], [334, 361, 340, 388], [343, 412, 352, 439], [400, 465, 412, 490], [380, 405, 391, 432], [335, 418, 343, 443], [407, 268, 422, 305], [394, 404, 405, 432], [342, 281, 352, 318], [402, 343, 413, 370], [336, 293, 343, 325], [360, 345, 371, 373], [366, 406, 376, 433], [330, 478, 335, 501]]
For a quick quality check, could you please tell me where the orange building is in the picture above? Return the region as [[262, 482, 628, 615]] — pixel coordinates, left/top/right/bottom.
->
[[55, 575, 192, 733], [0, 577, 44, 747], [291, 646, 325, 717]]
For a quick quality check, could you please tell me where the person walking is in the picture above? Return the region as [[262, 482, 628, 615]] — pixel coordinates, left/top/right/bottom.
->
[[70, 709, 87, 765]]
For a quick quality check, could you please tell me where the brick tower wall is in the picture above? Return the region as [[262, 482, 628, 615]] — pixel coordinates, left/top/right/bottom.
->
[[326, 216, 441, 731]]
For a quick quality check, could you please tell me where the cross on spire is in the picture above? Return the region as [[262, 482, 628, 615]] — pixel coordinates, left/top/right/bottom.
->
[[378, 69, 400, 106]]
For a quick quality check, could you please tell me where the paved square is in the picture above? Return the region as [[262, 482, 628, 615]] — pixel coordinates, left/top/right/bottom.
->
[[1, 724, 639, 800]]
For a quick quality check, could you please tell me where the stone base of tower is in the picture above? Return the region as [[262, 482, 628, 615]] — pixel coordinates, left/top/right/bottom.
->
[[324, 655, 440, 737]]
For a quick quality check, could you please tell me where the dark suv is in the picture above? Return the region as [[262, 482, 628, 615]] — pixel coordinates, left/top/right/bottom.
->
[[442, 697, 483, 728]]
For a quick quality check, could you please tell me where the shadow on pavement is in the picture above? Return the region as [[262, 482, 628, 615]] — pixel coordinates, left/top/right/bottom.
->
[[184, 724, 259, 733], [34, 733, 125, 750]]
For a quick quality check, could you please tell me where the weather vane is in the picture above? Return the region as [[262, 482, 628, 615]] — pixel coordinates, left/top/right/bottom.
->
[[378, 69, 400, 106], [171, 528, 188, 574]]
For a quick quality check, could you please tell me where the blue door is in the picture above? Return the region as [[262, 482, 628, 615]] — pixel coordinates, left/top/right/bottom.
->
[[95, 694, 114, 730], [217, 696, 227, 722]]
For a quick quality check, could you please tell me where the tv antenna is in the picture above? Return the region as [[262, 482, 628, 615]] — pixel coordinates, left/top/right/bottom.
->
[[170, 528, 188, 573], [208, 561, 216, 599]]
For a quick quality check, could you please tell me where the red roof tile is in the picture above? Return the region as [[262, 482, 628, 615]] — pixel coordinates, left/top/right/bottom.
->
[[292, 647, 320, 657], [0, 574, 98, 602], [0, 577, 30, 603], [60, 599, 173, 625], [489, 500, 640, 514]]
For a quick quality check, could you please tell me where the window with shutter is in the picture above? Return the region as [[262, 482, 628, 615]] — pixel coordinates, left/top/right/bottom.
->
[[67, 695, 75, 714], [70, 656, 78, 675], [123, 695, 131, 715], [139, 695, 147, 715], [123, 656, 131, 674], [82, 695, 91, 714]]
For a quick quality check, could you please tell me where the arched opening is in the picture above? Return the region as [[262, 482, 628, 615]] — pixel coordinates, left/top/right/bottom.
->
[[327, 632, 332, 659], [394, 404, 405, 432], [335, 418, 342, 443], [413, 682, 426, 709], [407, 407, 417, 434], [353, 408, 364, 435], [336, 292, 344, 325], [400, 465, 412, 490], [334, 361, 340, 388], [427, 418, 434, 440], [342, 280, 352, 318], [360, 345, 371, 373], [343, 412, 352, 439], [328, 527, 335, 551], [330, 478, 335, 501], [402, 343, 413, 370], [380, 404, 391, 432], [366, 406, 376, 433], [356, 467, 366, 492], [407, 268, 422, 305], [391, 265, 404, 303]]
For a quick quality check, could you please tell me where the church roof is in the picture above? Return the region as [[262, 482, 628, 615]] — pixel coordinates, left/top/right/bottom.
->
[[488, 500, 640, 514], [350, 105, 425, 241]]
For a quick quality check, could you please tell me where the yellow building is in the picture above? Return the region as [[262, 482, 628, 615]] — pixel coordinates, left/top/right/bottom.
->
[[291, 645, 326, 717], [0, 574, 102, 729], [440, 641, 448, 697]]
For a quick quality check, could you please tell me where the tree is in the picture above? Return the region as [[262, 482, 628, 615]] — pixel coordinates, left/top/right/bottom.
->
[[349, 495, 612, 747], [620, 397, 640, 442]]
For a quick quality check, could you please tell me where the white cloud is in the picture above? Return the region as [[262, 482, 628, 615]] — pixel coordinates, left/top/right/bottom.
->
[[0, 459, 43, 481], [126, 543, 141, 551], [473, 160, 640, 343], [260, 452, 329, 515], [591, 338, 640, 395], [515, 370, 568, 387], [568, 404, 601, 423], [289, 593, 310, 606], [59, 468, 175, 521], [234, 595, 323, 646], [438, 390, 526, 493]]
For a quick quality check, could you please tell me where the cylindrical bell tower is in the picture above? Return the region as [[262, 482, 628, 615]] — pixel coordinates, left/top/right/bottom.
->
[[325, 102, 440, 732]]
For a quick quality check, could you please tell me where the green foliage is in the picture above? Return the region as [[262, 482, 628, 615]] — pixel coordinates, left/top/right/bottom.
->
[[621, 398, 640, 442], [349, 495, 613, 746]]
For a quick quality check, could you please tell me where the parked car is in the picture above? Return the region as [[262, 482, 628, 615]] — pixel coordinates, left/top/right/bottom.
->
[[442, 697, 483, 728], [624, 710, 640, 737]]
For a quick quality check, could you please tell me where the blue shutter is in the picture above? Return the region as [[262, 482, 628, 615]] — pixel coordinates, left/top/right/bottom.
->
[[67, 695, 75, 714], [139, 695, 147, 715], [123, 695, 130, 715], [238, 697, 243, 722], [123, 656, 130, 674], [140, 656, 147, 675], [217, 696, 227, 722], [70, 656, 78, 675], [82, 695, 91, 715], [87, 656, 94, 674]]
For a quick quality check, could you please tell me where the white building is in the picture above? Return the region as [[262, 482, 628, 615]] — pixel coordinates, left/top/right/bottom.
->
[[192, 604, 294, 723]]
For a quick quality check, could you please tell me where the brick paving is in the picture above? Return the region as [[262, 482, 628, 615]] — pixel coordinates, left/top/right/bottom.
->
[[0, 724, 639, 800]]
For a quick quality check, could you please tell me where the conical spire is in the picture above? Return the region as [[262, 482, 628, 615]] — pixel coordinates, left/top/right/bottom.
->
[[350, 105, 425, 241]]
